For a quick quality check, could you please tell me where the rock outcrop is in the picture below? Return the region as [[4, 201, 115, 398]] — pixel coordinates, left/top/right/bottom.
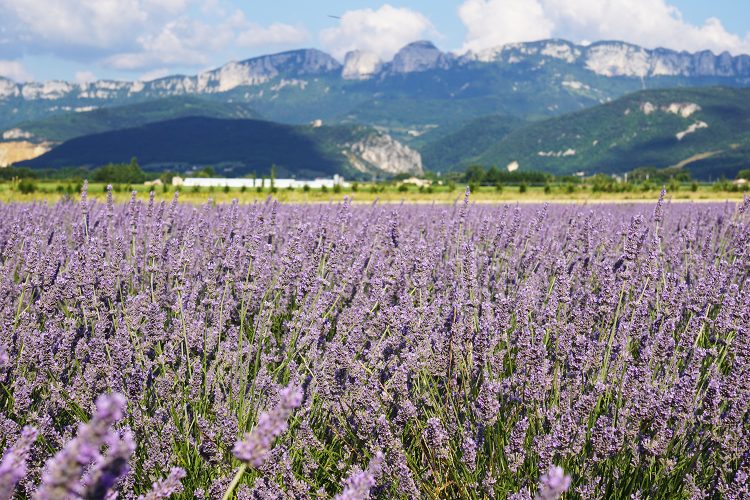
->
[[0, 141, 52, 166], [346, 133, 423, 176]]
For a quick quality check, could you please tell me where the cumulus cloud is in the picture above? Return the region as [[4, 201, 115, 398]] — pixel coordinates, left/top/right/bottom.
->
[[458, 0, 750, 55], [138, 68, 171, 82], [0, 0, 311, 73], [237, 23, 309, 48], [0, 0, 153, 52], [74, 71, 96, 84], [0, 60, 32, 82], [320, 4, 436, 61]]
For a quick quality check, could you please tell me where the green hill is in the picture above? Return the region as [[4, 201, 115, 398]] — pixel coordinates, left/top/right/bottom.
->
[[17, 117, 420, 180], [426, 87, 750, 179], [418, 115, 524, 172], [10, 96, 261, 143]]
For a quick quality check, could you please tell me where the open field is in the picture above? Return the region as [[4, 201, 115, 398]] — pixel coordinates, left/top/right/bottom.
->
[[0, 180, 747, 204], [1, 188, 748, 498]]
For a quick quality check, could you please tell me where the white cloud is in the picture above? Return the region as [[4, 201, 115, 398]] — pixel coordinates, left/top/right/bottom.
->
[[0, 60, 32, 82], [138, 68, 170, 82], [459, 0, 553, 53], [237, 23, 309, 48], [104, 18, 214, 70], [0, 0, 311, 73], [0, 0, 152, 50], [458, 0, 750, 55], [75, 71, 96, 84], [320, 4, 436, 61]]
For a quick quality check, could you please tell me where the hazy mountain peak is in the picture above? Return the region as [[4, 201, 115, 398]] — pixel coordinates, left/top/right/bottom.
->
[[390, 40, 452, 74], [0, 77, 20, 99]]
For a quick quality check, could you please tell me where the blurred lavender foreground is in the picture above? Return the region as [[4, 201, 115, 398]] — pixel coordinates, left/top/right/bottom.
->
[[0, 185, 749, 498]]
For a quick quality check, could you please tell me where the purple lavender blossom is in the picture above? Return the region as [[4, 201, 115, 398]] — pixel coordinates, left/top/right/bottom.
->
[[138, 467, 186, 500], [423, 418, 450, 461], [36, 393, 127, 499], [334, 451, 383, 500], [233, 385, 303, 468], [0, 426, 37, 498], [536, 465, 571, 500]]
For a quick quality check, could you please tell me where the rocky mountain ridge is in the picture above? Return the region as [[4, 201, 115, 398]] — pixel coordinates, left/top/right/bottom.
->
[[3, 39, 750, 104]]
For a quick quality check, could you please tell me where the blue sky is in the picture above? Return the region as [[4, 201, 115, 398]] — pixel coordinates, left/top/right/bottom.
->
[[0, 0, 748, 83]]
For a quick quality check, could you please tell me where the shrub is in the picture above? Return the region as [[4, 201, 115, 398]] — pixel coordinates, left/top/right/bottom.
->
[[17, 179, 37, 194]]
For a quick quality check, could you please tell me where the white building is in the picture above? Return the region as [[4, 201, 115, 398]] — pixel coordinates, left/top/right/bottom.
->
[[172, 175, 349, 189], [401, 177, 432, 187]]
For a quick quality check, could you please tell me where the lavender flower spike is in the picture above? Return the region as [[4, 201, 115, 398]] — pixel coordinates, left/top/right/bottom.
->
[[138, 467, 186, 500], [335, 451, 384, 500], [536, 465, 571, 500], [232, 384, 303, 468], [83, 430, 136, 499], [0, 426, 38, 498], [35, 393, 127, 500]]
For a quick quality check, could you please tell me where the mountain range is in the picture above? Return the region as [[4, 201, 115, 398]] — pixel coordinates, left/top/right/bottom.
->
[[3, 39, 750, 131], [2, 39, 750, 179]]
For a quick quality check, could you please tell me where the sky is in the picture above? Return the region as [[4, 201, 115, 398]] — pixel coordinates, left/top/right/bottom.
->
[[1, 0, 749, 83]]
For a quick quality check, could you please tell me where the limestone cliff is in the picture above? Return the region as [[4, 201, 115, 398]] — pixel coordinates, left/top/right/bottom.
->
[[345, 133, 423, 176], [0, 141, 52, 167]]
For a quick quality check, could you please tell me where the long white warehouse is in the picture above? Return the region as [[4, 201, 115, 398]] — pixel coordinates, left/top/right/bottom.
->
[[172, 175, 349, 189]]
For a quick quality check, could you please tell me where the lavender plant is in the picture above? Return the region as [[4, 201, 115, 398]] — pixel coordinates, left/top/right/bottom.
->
[[0, 186, 748, 499]]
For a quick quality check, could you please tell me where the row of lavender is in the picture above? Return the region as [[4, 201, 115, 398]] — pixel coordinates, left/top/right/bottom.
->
[[0, 187, 748, 498]]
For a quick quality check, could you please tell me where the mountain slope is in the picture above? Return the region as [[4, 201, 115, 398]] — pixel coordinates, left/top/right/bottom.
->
[[419, 115, 525, 171], [5, 96, 260, 143], [443, 87, 750, 179], [3, 39, 750, 136], [17, 117, 423, 179]]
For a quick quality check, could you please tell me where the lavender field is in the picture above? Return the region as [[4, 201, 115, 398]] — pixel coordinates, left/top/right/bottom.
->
[[1, 186, 749, 499]]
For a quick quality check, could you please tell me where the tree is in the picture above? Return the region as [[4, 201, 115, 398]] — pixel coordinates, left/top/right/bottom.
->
[[485, 165, 501, 185], [737, 169, 750, 181], [160, 171, 178, 185], [463, 165, 485, 184], [194, 166, 216, 178], [92, 157, 146, 184]]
